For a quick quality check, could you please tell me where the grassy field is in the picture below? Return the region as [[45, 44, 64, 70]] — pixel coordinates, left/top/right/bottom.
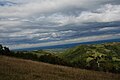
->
[[0, 56, 120, 80]]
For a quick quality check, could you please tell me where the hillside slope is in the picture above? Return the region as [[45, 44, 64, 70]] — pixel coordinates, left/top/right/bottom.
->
[[59, 42, 120, 72], [61, 42, 120, 60], [0, 56, 120, 80]]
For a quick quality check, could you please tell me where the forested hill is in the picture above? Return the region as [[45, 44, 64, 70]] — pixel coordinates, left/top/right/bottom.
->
[[0, 42, 120, 73], [60, 42, 120, 73], [61, 42, 120, 59]]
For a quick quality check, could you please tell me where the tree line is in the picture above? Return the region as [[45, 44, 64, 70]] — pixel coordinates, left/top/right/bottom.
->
[[0, 44, 69, 66]]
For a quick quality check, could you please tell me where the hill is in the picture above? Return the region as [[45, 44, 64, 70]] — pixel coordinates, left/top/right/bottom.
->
[[0, 42, 120, 73], [60, 42, 120, 72], [0, 56, 120, 80]]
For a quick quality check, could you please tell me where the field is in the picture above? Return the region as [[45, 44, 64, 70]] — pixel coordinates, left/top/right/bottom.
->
[[0, 56, 120, 80]]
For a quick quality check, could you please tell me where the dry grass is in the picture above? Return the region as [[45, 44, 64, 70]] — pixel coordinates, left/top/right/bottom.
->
[[0, 56, 120, 80]]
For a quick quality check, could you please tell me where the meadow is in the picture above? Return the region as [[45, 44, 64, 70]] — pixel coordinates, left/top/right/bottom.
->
[[0, 56, 120, 80]]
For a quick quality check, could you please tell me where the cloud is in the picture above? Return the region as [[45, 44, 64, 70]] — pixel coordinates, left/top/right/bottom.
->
[[0, 20, 21, 27], [39, 37, 51, 41], [98, 27, 120, 31], [79, 4, 120, 22], [0, 0, 113, 17], [8, 33, 120, 49], [54, 4, 120, 26], [0, 0, 120, 49]]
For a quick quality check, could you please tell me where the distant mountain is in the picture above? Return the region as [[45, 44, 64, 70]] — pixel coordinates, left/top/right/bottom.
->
[[0, 1, 17, 6]]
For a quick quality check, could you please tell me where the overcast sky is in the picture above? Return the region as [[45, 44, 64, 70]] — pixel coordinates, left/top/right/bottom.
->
[[0, 0, 120, 49]]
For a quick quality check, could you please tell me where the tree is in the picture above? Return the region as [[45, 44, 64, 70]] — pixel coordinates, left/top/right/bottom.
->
[[86, 51, 106, 70], [0, 44, 4, 54], [0, 44, 11, 55], [4, 47, 10, 55], [4, 47, 10, 52], [0, 44, 3, 50]]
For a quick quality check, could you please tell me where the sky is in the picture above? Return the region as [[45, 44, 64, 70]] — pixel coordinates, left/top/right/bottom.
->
[[0, 0, 120, 49]]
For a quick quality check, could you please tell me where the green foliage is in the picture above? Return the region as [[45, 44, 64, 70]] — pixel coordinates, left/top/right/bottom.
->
[[0, 42, 120, 73], [0, 44, 69, 66], [0, 44, 10, 55], [60, 42, 120, 73], [38, 54, 69, 65]]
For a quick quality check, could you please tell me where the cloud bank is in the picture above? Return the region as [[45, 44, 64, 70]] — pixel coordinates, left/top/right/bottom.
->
[[0, 0, 120, 49]]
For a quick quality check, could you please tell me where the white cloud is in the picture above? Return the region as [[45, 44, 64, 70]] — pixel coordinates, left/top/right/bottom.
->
[[31, 4, 120, 26], [8, 29, 39, 38], [0, 0, 112, 17], [39, 37, 51, 41], [82, 4, 120, 22], [55, 4, 120, 26], [0, 20, 21, 27], [1, 1, 119, 25], [8, 33, 120, 49], [0, 0, 120, 49], [98, 27, 120, 31]]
